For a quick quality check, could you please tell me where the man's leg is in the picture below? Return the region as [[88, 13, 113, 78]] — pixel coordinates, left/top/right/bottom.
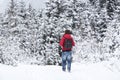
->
[[67, 52, 72, 72], [62, 52, 66, 71]]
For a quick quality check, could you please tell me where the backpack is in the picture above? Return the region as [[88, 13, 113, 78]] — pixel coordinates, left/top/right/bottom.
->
[[63, 37, 72, 49]]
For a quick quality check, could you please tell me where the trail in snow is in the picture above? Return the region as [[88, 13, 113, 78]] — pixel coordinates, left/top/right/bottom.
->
[[0, 62, 120, 80]]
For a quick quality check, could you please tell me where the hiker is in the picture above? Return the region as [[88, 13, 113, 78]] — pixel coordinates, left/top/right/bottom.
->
[[59, 30, 75, 72]]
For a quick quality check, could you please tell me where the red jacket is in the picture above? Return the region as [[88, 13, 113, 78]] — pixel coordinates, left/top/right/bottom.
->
[[59, 34, 75, 51]]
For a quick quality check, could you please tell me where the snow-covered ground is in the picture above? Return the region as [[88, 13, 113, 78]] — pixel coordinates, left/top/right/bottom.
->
[[0, 61, 120, 80]]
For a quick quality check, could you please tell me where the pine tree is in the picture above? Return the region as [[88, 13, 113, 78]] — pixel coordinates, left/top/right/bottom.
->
[[4, 0, 18, 28], [43, 0, 70, 65], [106, 0, 117, 18], [18, 3, 45, 65]]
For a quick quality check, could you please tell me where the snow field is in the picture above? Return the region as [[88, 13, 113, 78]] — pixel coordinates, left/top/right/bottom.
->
[[0, 62, 120, 80]]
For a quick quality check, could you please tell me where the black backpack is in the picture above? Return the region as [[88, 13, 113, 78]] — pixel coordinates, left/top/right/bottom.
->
[[63, 37, 72, 49]]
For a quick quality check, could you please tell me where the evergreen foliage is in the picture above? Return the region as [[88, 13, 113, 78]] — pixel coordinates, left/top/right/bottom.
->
[[0, 0, 120, 65]]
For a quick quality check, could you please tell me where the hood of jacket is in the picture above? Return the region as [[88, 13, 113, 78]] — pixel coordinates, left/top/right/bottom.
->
[[63, 34, 72, 39]]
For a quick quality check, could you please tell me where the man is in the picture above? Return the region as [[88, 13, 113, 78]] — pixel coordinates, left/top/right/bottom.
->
[[59, 30, 75, 72]]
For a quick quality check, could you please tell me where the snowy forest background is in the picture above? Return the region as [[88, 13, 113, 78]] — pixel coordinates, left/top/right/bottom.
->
[[0, 0, 120, 66]]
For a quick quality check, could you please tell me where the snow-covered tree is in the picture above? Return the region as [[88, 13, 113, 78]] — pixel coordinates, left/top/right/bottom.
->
[[0, 0, 120, 65], [3, 0, 18, 28], [1, 0, 45, 65], [43, 0, 72, 65], [106, 0, 117, 18]]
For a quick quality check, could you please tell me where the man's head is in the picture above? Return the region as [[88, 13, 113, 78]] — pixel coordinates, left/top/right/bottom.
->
[[65, 30, 72, 34]]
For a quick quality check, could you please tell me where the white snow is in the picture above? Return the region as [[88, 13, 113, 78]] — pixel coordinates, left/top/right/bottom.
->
[[0, 61, 120, 80]]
